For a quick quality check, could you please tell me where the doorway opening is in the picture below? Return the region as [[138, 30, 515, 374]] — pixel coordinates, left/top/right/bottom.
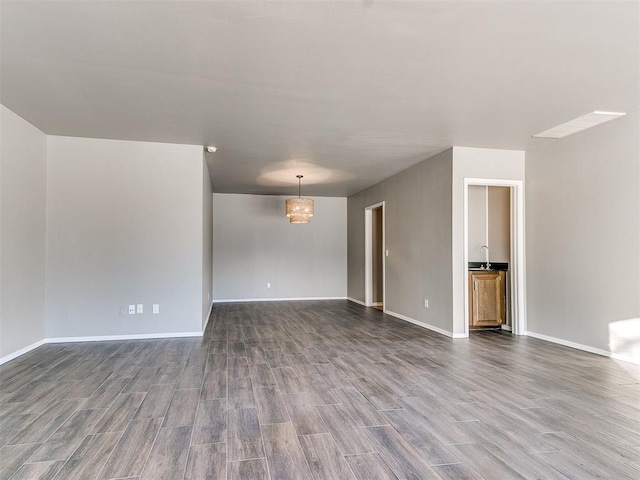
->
[[463, 179, 526, 337], [365, 202, 385, 310]]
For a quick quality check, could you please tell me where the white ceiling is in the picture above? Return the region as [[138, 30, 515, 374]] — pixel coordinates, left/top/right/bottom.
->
[[1, 1, 638, 196]]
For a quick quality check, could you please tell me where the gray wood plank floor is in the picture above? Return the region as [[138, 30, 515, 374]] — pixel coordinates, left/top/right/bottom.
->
[[1, 300, 639, 479]]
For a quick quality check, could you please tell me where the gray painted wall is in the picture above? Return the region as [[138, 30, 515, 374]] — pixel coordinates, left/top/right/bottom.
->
[[348, 149, 453, 333], [0, 106, 47, 359], [203, 161, 213, 328], [46, 136, 205, 338], [212, 193, 347, 300], [526, 112, 639, 360]]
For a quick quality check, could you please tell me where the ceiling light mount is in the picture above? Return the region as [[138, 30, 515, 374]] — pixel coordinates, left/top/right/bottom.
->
[[205, 145, 217, 153], [285, 175, 314, 224]]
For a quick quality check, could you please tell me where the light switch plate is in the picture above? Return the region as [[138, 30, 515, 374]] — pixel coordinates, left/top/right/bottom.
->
[[153, 304, 160, 314]]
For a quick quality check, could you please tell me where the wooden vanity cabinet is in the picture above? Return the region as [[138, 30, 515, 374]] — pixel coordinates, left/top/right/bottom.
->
[[468, 271, 506, 328]]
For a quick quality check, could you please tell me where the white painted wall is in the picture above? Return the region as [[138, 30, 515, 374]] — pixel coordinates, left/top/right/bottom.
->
[[348, 149, 454, 335], [526, 112, 639, 362], [452, 147, 525, 335], [0, 106, 47, 360], [212, 193, 347, 301], [468, 185, 510, 263], [46, 136, 205, 338], [468, 186, 488, 263]]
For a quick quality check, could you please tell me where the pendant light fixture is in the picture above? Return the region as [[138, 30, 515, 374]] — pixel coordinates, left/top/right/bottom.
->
[[285, 175, 314, 224]]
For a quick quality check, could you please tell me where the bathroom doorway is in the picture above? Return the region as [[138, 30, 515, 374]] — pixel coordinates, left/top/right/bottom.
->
[[463, 179, 526, 336], [467, 185, 512, 330], [365, 202, 385, 309]]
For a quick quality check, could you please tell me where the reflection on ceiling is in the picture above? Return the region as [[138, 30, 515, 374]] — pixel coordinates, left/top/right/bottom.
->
[[257, 160, 353, 187]]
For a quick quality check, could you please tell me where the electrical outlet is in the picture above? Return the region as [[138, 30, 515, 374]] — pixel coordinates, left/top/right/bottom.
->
[[128, 305, 136, 315], [153, 304, 160, 314], [424, 299, 429, 308], [386, 249, 389, 257], [267, 282, 271, 289], [136, 304, 143, 314]]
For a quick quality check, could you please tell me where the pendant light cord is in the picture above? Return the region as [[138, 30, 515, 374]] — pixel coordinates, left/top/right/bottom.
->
[[297, 175, 303, 198]]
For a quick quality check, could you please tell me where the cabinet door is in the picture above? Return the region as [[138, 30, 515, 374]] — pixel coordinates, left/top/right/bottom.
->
[[470, 272, 505, 327]]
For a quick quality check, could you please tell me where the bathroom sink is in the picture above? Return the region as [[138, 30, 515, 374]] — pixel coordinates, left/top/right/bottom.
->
[[468, 262, 509, 271]]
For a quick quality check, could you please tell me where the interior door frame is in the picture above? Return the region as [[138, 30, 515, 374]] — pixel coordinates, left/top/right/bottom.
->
[[463, 179, 526, 336], [364, 201, 386, 307]]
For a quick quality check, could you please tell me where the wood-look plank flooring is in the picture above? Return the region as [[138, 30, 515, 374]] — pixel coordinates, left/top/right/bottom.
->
[[1, 300, 640, 479]]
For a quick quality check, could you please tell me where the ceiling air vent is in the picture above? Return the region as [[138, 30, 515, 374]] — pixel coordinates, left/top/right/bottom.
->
[[533, 111, 625, 139]]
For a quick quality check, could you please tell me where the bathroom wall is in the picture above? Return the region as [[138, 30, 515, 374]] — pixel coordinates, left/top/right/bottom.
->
[[468, 185, 510, 263]]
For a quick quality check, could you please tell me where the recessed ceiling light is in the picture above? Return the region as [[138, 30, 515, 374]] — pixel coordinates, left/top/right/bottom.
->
[[533, 111, 626, 139], [205, 146, 217, 153]]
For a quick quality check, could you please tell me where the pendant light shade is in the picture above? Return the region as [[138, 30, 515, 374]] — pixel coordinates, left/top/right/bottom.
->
[[285, 175, 314, 223], [288, 213, 311, 224]]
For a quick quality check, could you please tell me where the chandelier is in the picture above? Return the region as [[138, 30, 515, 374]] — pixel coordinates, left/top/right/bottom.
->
[[285, 175, 314, 224]]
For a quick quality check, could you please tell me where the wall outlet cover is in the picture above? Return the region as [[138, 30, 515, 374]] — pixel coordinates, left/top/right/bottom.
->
[[153, 304, 160, 314], [136, 304, 143, 313], [128, 305, 136, 315]]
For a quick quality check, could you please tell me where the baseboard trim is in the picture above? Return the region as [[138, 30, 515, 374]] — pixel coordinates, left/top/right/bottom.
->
[[383, 309, 458, 338], [214, 297, 347, 303], [46, 332, 203, 344], [525, 331, 639, 365], [0, 339, 47, 366], [202, 301, 214, 333], [347, 297, 366, 306], [501, 324, 513, 332]]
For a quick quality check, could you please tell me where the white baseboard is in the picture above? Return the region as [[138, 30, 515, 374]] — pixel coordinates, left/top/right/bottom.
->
[[347, 297, 366, 306], [501, 324, 513, 332], [46, 332, 203, 344], [214, 297, 347, 303], [1, 331, 205, 366], [0, 339, 47, 366], [526, 331, 639, 365], [383, 309, 458, 338], [202, 301, 214, 333]]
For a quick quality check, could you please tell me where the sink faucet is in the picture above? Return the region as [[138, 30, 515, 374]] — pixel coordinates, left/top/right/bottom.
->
[[481, 245, 491, 270]]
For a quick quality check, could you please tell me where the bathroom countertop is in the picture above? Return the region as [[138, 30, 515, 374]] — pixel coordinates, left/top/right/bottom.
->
[[468, 262, 509, 271]]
